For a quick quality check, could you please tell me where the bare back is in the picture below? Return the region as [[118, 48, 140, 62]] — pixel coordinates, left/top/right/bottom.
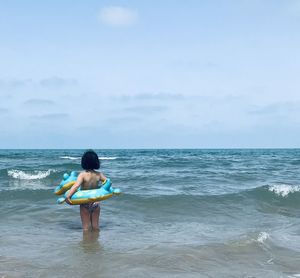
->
[[78, 170, 106, 190]]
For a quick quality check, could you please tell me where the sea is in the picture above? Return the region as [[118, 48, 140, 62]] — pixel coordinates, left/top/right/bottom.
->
[[0, 149, 299, 278]]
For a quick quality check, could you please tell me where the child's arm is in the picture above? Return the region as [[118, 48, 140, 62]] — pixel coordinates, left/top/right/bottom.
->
[[99, 172, 107, 182], [65, 173, 84, 204]]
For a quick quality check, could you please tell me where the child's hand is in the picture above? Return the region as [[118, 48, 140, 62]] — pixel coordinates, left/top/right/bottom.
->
[[65, 197, 72, 205]]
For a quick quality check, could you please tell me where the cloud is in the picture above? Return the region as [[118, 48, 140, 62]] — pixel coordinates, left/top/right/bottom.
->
[[39, 77, 77, 89], [248, 104, 279, 115], [248, 102, 300, 115], [98, 6, 138, 26], [114, 92, 184, 102], [0, 107, 9, 114], [113, 93, 244, 104], [23, 99, 55, 106], [0, 77, 77, 91], [30, 113, 69, 120], [0, 78, 32, 89], [107, 115, 141, 125], [123, 105, 167, 114]]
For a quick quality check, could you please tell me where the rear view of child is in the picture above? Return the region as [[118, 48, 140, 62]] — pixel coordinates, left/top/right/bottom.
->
[[66, 150, 107, 231]]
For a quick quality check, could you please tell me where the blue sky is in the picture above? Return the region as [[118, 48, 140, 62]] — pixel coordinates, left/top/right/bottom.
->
[[0, 0, 300, 148]]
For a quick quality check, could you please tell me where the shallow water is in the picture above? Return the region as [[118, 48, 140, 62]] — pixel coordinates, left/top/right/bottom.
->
[[0, 149, 299, 277]]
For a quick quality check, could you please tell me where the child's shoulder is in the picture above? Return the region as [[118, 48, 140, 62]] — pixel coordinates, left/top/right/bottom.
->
[[96, 171, 106, 181], [92, 171, 105, 182], [77, 171, 86, 180], [96, 171, 105, 179], [80, 170, 103, 177]]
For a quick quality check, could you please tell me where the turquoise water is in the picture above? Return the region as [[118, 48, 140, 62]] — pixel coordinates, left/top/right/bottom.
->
[[0, 149, 299, 277]]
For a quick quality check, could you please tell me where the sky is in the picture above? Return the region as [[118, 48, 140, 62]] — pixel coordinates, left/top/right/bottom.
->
[[0, 0, 300, 148]]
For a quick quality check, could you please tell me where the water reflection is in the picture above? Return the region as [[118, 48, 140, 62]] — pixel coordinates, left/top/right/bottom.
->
[[80, 230, 101, 253]]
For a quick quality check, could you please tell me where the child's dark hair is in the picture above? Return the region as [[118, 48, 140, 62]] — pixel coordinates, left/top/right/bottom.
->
[[81, 149, 100, 170]]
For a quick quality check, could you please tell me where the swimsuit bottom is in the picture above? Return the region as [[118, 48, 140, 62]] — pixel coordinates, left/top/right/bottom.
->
[[80, 202, 100, 214]]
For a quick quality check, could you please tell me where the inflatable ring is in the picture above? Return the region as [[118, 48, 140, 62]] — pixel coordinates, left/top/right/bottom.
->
[[54, 171, 78, 195], [57, 178, 121, 205]]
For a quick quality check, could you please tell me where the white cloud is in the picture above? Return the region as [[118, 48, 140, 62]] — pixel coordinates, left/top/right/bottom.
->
[[23, 99, 55, 106], [98, 6, 138, 26], [115, 92, 184, 101], [30, 113, 69, 120], [0, 78, 32, 89], [40, 77, 77, 88]]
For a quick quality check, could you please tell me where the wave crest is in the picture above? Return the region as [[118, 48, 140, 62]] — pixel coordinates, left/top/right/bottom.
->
[[268, 184, 300, 197], [60, 156, 80, 160], [7, 169, 55, 180], [60, 156, 117, 160], [99, 156, 118, 160], [256, 232, 270, 243]]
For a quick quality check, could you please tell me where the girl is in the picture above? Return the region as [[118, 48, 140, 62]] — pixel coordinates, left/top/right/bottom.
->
[[66, 150, 107, 231]]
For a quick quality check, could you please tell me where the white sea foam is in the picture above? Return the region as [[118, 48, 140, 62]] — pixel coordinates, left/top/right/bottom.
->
[[60, 156, 117, 160], [7, 169, 55, 180], [257, 232, 270, 243], [268, 184, 300, 197], [60, 156, 80, 160], [99, 156, 118, 160]]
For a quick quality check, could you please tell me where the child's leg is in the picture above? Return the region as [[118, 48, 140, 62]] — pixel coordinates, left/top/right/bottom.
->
[[80, 205, 91, 231], [91, 203, 100, 231]]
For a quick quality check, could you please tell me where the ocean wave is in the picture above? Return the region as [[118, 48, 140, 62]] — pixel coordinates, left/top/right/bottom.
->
[[117, 183, 300, 200], [7, 169, 55, 180], [0, 188, 53, 201], [256, 232, 270, 243], [116, 185, 300, 213], [60, 156, 80, 160], [268, 184, 300, 197], [99, 156, 118, 160], [60, 156, 117, 160]]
